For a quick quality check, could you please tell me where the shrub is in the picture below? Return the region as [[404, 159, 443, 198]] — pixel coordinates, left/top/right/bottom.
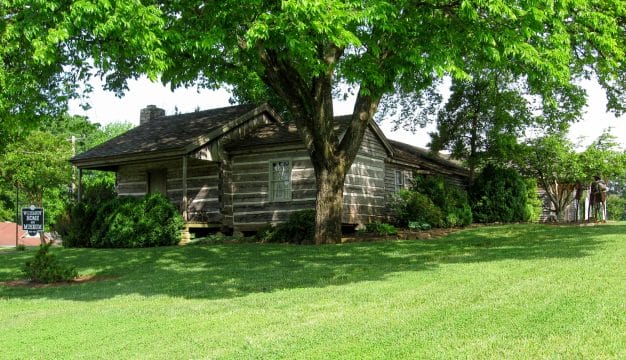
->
[[363, 222, 398, 236], [412, 175, 472, 227], [469, 164, 529, 223], [524, 178, 543, 223], [607, 194, 626, 220], [90, 194, 183, 248], [389, 189, 444, 228], [262, 209, 316, 244], [58, 185, 183, 248], [255, 223, 276, 243], [56, 181, 117, 247], [22, 242, 77, 283]]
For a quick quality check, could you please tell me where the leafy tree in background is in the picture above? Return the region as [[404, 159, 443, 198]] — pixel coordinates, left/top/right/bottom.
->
[[0, 115, 132, 223], [578, 129, 626, 184], [428, 70, 585, 182], [0, 178, 15, 221], [3, 1, 626, 242], [41, 114, 133, 188], [516, 133, 582, 221], [516, 131, 626, 221], [0, 131, 73, 226]]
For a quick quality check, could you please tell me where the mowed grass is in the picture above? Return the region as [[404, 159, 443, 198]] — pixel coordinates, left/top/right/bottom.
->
[[0, 223, 624, 359]]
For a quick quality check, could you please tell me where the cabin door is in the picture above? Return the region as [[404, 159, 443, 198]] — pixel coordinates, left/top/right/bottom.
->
[[148, 169, 167, 196]]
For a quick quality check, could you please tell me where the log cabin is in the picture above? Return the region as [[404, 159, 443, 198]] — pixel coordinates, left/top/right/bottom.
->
[[70, 103, 468, 236]]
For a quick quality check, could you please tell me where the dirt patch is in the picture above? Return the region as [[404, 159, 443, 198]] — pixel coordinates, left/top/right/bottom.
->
[[0, 275, 117, 288]]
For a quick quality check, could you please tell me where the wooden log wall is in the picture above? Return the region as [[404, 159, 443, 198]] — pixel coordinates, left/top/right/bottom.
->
[[343, 129, 388, 224], [383, 163, 416, 196], [116, 158, 222, 223], [227, 128, 390, 231], [227, 149, 316, 231]]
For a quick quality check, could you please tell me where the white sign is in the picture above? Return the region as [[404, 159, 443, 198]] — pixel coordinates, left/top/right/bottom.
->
[[22, 205, 44, 236]]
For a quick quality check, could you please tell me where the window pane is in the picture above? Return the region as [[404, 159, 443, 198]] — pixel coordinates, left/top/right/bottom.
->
[[270, 160, 292, 201]]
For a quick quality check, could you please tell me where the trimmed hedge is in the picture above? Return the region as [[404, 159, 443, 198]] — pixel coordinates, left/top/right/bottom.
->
[[55, 181, 117, 247], [469, 164, 531, 223], [57, 190, 183, 248]]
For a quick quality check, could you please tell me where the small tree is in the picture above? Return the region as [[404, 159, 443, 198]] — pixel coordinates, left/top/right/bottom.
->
[[22, 242, 77, 283], [470, 164, 531, 223], [517, 131, 626, 221], [516, 134, 580, 221]]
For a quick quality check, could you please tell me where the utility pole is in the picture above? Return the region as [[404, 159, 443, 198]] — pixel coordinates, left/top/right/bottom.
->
[[15, 185, 19, 247]]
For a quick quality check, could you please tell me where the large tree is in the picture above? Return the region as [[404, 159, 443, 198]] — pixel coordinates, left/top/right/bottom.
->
[[4, 1, 626, 243]]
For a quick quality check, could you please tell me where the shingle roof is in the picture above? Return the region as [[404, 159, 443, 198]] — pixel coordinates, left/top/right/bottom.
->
[[71, 102, 466, 178], [224, 115, 354, 150], [71, 103, 259, 163], [388, 139, 467, 175]]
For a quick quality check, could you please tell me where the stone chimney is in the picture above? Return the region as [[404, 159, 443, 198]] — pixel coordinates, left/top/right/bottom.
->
[[139, 105, 165, 125]]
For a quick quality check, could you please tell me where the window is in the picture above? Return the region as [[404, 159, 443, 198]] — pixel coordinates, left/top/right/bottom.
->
[[269, 160, 292, 201], [394, 170, 405, 192]]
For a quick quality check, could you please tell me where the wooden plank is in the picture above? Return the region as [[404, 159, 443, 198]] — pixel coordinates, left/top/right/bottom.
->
[[221, 159, 234, 227], [168, 187, 219, 197], [233, 199, 316, 214], [342, 194, 387, 207], [118, 184, 147, 194], [233, 150, 309, 164], [234, 209, 313, 224], [344, 174, 385, 187], [232, 189, 317, 203], [346, 166, 385, 179], [167, 178, 219, 190], [351, 157, 385, 171]]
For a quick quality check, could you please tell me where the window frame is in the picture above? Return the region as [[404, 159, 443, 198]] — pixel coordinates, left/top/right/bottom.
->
[[394, 169, 405, 192], [268, 159, 293, 202]]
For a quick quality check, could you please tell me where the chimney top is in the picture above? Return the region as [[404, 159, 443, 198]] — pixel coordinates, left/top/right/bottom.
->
[[140, 105, 165, 125]]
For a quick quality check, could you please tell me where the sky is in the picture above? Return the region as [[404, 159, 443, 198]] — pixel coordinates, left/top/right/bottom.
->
[[67, 77, 626, 151]]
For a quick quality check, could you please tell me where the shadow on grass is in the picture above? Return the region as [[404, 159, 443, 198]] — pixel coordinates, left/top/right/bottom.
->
[[0, 223, 621, 301]]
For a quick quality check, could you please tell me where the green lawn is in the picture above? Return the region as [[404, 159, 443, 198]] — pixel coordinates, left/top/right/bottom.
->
[[1, 223, 624, 359]]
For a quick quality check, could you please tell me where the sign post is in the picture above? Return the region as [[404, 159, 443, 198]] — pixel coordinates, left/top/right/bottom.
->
[[22, 205, 44, 238]]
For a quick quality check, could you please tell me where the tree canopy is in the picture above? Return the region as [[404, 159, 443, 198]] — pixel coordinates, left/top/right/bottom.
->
[[3, 1, 626, 242]]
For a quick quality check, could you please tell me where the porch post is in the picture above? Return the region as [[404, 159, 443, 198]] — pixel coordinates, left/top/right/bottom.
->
[[182, 156, 188, 222], [77, 168, 83, 202]]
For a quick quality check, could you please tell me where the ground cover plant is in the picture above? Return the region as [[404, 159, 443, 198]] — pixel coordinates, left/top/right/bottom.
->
[[1, 223, 624, 358]]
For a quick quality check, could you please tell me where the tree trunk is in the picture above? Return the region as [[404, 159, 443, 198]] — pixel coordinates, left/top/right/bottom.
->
[[314, 167, 346, 244]]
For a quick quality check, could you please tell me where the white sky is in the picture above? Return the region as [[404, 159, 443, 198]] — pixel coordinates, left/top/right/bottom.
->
[[68, 77, 626, 150]]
